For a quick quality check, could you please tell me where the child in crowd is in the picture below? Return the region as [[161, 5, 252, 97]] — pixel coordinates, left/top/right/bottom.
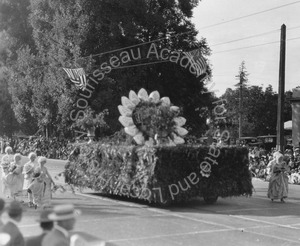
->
[[0, 161, 10, 198], [0, 146, 14, 197]]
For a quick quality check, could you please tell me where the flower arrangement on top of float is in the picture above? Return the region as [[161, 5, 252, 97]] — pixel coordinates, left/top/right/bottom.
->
[[118, 88, 188, 146]]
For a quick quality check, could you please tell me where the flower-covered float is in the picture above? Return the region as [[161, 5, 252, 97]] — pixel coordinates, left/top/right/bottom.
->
[[65, 88, 253, 206], [118, 88, 188, 146]]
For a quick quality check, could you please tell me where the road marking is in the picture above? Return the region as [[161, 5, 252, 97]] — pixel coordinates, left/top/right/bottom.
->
[[215, 207, 279, 213], [78, 214, 164, 223], [231, 215, 300, 230], [146, 207, 236, 229], [75, 192, 148, 209], [107, 228, 235, 242], [244, 229, 300, 244], [107, 224, 281, 243]]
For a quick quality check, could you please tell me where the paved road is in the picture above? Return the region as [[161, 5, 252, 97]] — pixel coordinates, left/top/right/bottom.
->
[[2, 157, 300, 245]]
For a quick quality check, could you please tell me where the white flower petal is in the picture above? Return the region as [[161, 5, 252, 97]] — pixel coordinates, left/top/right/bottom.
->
[[173, 135, 185, 144], [174, 117, 186, 127], [167, 138, 177, 146], [118, 105, 132, 117], [149, 91, 160, 103], [129, 90, 140, 105], [121, 96, 135, 109], [160, 97, 170, 106], [133, 133, 145, 145], [118, 116, 134, 127], [176, 126, 188, 136], [145, 138, 155, 146], [137, 88, 149, 100], [170, 106, 180, 112], [124, 125, 139, 136]]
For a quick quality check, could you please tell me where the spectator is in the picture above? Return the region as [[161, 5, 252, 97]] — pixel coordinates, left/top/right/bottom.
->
[[1, 201, 25, 246], [42, 204, 81, 246], [25, 209, 54, 246]]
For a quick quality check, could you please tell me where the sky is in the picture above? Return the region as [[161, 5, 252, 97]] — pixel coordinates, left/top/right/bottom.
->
[[192, 0, 300, 96]]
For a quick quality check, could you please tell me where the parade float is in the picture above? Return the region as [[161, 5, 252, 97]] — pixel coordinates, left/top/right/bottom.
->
[[65, 89, 253, 205]]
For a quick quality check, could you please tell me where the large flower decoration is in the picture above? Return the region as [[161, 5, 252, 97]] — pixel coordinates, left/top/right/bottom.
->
[[118, 88, 188, 146]]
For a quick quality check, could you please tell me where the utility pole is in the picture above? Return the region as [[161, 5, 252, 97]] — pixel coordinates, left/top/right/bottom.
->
[[276, 24, 286, 152]]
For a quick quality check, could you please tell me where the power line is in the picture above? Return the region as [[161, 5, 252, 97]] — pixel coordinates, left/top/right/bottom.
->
[[210, 29, 280, 47], [86, 2, 300, 60], [197, 1, 300, 30], [13, 2, 300, 72], [213, 36, 300, 54]]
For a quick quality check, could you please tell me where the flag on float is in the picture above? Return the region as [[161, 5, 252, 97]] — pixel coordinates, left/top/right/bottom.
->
[[62, 67, 87, 90], [183, 49, 207, 77]]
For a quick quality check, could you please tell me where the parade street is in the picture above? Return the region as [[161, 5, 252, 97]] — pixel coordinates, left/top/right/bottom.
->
[[7, 159, 300, 246]]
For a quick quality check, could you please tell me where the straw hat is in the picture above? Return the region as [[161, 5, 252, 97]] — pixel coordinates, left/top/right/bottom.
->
[[48, 204, 81, 221], [36, 209, 54, 223]]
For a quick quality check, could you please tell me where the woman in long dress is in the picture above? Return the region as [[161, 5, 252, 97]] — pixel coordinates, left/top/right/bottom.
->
[[6, 154, 24, 201], [23, 152, 39, 206], [0, 146, 14, 198], [27, 169, 45, 209], [38, 157, 55, 208], [267, 152, 289, 202]]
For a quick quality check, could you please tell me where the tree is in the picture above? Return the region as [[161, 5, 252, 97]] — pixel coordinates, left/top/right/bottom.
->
[[221, 84, 292, 138], [5, 0, 213, 138], [234, 61, 249, 138]]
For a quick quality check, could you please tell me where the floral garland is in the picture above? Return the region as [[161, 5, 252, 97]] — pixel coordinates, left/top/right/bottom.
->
[[118, 88, 188, 146]]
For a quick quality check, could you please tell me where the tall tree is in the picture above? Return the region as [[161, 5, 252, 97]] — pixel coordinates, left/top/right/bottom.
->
[[234, 61, 248, 138], [5, 0, 213, 137], [222, 84, 292, 138]]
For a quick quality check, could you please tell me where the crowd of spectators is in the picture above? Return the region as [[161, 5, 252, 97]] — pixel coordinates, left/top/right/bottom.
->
[[1, 136, 73, 160], [249, 146, 300, 184]]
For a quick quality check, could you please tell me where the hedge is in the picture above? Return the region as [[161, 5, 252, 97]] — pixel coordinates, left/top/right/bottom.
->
[[65, 143, 253, 205]]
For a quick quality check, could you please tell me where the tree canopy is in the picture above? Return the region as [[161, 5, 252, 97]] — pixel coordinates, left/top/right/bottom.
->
[[1, 0, 215, 138]]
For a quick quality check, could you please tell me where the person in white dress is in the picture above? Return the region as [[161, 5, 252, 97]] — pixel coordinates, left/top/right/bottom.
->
[[23, 152, 38, 207], [0, 147, 14, 198]]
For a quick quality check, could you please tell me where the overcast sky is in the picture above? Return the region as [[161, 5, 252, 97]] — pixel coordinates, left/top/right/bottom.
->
[[193, 0, 300, 96]]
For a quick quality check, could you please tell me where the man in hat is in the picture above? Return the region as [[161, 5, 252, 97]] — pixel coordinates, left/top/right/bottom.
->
[[42, 204, 80, 246], [25, 209, 54, 246], [1, 200, 25, 246]]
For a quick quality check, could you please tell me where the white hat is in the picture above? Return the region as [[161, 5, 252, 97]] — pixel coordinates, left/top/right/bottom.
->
[[49, 204, 81, 221]]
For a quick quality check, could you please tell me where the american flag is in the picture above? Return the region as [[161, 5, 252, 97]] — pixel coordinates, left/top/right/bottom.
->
[[62, 68, 87, 90], [183, 49, 207, 77]]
